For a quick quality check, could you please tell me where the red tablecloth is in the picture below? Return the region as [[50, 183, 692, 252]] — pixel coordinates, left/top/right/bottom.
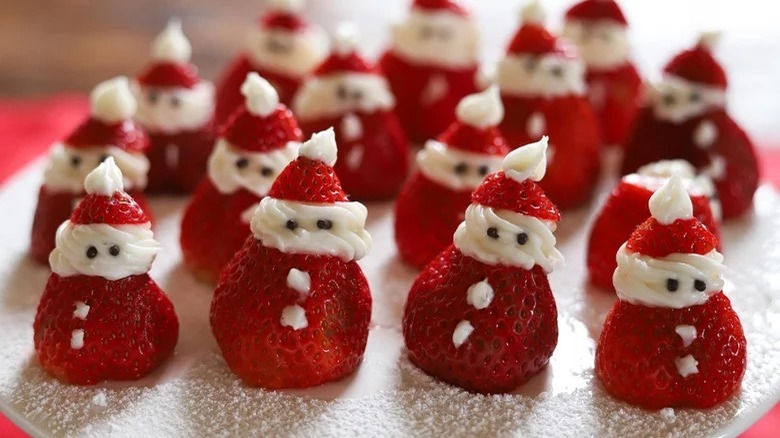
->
[[0, 95, 777, 438]]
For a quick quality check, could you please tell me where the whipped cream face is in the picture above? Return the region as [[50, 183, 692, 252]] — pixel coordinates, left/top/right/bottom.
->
[[293, 73, 395, 121], [250, 197, 372, 262], [207, 139, 299, 196], [562, 21, 630, 70], [133, 82, 215, 134], [44, 144, 149, 193], [247, 27, 327, 77], [453, 204, 563, 272], [650, 75, 726, 123], [49, 222, 161, 281], [613, 245, 725, 309], [497, 53, 586, 98], [390, 10, 479, 69], [417, 140, 503, 191]]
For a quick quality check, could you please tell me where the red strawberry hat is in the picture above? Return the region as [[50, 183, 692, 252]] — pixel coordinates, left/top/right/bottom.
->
[[136, 20, 200, 89], [71, 157, 150, 226], [312, 23, 376, 78], [435, 86, 509, 156], [412, 0, 469, 16], [260, 0, 308, 32], [64, 77, 148, 153], [663, 32, 727, 89], [507, 1, 575, 58], [470, 136, 560, 223], [221, 73, 303, 153], [564, 0, 628, 26], [268, 128, 348, 203]]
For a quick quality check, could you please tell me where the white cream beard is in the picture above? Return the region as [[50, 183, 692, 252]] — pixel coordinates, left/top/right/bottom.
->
[[49, 222, 161, 281], [562, 22, 630, 70], [207, 139, 299, 196], [293, 73, 395, 121], [133, 82, 214, 134], [417, 140, 503, 191], [497, 54, 586, 98], [651, 75, 726, 123], [453, 204, 563, 272], [390, 10, 478, 69], [613, 244, 725, 309], [250, 197, 372, 262], [246, 28, 327, 78], [44, 144, 149, 193]]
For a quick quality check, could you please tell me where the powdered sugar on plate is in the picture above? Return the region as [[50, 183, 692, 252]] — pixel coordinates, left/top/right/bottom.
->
[[1, 161, 779, 437]]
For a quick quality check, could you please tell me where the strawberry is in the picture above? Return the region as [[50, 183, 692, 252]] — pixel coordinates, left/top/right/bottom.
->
[[584, 64, 643, 147], [403, 246, 558, 394], [34, 273, 179, 385], [210, 242, 371, 388], [587, 179, 720, 292], [144, 122, 216, 194], [595, 293, 746, 409]]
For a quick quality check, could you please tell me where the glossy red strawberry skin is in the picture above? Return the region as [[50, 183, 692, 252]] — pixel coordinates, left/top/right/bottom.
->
[[595, 293, 746, 409], [211, 241, 371, 389], [145, 125, 216, 194], [34, 273, 179, 385], [394, 173, 472, 269], [587, 180, 721, 291], [180, 180, 258, 284], [585, 63, 643, 147], [627, 217, 717, 258], [403, 246, 558, 394]]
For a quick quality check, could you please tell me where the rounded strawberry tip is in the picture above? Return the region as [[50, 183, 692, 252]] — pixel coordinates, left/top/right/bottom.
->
[[240, 72, 280, 117], [84, 157, 125, 196], [455, 86, 504, 129], [151, 19, 191, 63], [502, 136, 548, 183], [90, 76, 137, 124], [649, 174, 694, 225], [299, 128, 338, 166]]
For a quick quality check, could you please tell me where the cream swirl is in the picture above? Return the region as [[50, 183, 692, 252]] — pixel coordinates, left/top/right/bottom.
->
[[453, 204, 563, 272], [613, 244, 725, 309], [650, 75, 726, 123], [207, 139, 299, 196], [49, 222, 161, 281], [417, 140, 503, 191], [497, 54, 586, 98], [292, 73, 395, 121], [250, 197, 372, 262], [43, 144, 149, 193], [133, 81, 214, 134]]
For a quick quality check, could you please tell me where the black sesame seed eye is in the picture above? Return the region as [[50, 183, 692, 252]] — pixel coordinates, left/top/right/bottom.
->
[[689, 91, 701, 103], [170, 95, 181, 108], [337, 85, 348, 100], [550, 66, 563, 77], [317, 219, 333, 230], [663, 94, 676, 106], [524, 58, 536, 72], [109, 245, 120, 256], [600, 32, 611, 42], [352, 90, 363, 101], [148, 91, 159, 104], [235, 157, 249, 169], [694, 279, 706, 292], [71, 156, 82, 167], [478, 165, 490, 176], [261, 167, 274, 177], [285, 219, 298, 231], [666, 278, 679, 292], [486, 227, 499, 239], [420, 26, 434, 40], [86, 246, 98, 259], [438, 27, 453, 40], [454, 163, 468, 174], [516, 232, 529, 245]]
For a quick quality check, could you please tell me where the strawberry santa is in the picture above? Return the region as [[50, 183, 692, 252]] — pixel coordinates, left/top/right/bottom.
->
[[596, 175, 746, 409], [562, 0, 642, 148], [181, 73, 302, 284], [395, 86, 509, 269], [403, 137, 564, 394], [133, 20, 216, 193], [293, 23, 409, 201], [31, 77, 153, 265], [587, 160, 721, 292], [496, 1, 601, 209], [379, 0, 480, 143], [214, 0, 326, 126], [211, 128, 372, 388], [621, 32, 759, 219], [34, 158, 178, 385]]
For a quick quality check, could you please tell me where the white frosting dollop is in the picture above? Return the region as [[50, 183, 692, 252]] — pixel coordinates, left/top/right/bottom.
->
[[241, 73, 279, 117], [453, 204, 563, 272], [133, 81, 214, 134], [649, 175, 694, 225], [466, 279, 494, 310], [698, 31, 721, 51], [49, 222, 161, 281], [417, 140, 504, 191], [624, 160, 719, 216], [298, 128, 338, 166], [650, 75, 726, 123], [675, 325, 697, 348], [281, 304, 308, 330], [562, 21, 630, 70], [333, 22, 359, 57], [293, 72, 395, 121], [637, 160, 697, 181], [675, 354, 699, 377], [267, 0, 304, 12], [207, 139, 299, 196], [452, 320, 474, 348], [286, 268, 311, 295], [251, 197, 372, 262], [90, 77, 137, 124], [390, 9, 478, 69], [497, 53, 586, 98], [613, 244, 725, 309], [502, 136, 548, 183], [521, 0, 545, 25], [44, 144, 150, 193], [455, 86, 504, 129], [151, 19, 192, 63], [84, 157, 124, 196]]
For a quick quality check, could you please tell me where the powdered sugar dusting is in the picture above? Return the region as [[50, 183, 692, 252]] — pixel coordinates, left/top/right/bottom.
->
[[1, 162, 780, 437]]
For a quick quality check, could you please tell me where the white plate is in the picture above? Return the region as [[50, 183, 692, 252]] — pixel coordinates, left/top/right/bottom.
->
[[0, 159, 779, 438]]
